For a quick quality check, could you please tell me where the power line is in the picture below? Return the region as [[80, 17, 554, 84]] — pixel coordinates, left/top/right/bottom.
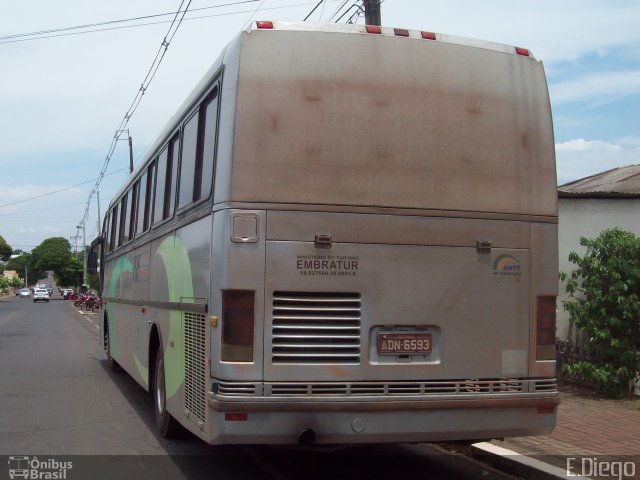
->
[[0, 1, 259, 44], [0, 1, 338, 45], [303, 0, 324, 21], [0, 170, 125, 209], [76, 0, 195, 230], [0, 201, 87, 217]]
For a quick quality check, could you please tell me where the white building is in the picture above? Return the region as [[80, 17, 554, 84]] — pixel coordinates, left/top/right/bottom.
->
[[557, 164, 640, 340]]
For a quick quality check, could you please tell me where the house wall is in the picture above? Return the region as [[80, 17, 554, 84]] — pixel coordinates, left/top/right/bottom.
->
[[557, 197, 640, 340]]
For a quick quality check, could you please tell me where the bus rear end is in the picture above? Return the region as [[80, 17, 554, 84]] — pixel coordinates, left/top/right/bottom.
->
[[207, 22, 558, 444]]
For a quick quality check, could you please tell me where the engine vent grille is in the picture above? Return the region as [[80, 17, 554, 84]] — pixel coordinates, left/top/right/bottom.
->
[[184, 312, 207, 425], [271, 291, 361, 364]]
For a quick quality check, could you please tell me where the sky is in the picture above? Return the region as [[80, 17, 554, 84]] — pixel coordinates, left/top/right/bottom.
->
[[0, 0, 638, 253]]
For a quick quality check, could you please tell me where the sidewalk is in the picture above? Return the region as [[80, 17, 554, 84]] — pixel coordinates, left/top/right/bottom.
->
[[490, 385, 640, 474]]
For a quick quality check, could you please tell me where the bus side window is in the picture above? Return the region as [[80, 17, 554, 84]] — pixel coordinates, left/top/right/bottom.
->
[[179, 111, 199, 210], [200, 89, 219, 200], [110, 206, 119, 251], [104, 212, 111, 253], [117, 193, 128, 248], [168, 134, 179, 216], [128, 180, 139, 240], [122, 187, 134, 244], [153, 149, 168, 225], [144, 162, 156, 231]]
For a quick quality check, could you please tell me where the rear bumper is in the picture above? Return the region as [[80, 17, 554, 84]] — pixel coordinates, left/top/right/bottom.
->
[[206, 393, 559, 445], [209, 394, 559, 412]]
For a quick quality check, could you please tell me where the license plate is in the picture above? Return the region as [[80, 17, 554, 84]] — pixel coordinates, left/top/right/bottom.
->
[[377, 332, 432, 355]]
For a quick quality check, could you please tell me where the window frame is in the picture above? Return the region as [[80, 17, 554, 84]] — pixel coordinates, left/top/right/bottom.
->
[[176, 84, 220, 213]]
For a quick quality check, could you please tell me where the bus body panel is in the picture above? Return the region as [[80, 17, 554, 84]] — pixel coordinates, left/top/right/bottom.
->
[[263, 238, 530, 382], [99, 23, 559, 445], [229, 28, 556, 216]]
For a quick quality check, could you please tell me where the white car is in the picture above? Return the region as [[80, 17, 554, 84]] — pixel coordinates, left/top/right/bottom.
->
[[33, 288, 50, 303], [19, 288, 31, 298]]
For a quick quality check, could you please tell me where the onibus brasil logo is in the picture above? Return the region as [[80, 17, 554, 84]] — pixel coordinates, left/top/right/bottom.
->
[[8, 456, 72, 479], [492, 254, 522, 277]]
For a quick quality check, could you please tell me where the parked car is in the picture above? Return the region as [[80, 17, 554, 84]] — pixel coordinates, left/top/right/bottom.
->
[[19, 288, 31, 298], [33, 288, 50, 303]]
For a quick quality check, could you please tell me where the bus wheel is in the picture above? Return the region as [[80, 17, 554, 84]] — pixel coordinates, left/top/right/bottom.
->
[[104, 319, 123, 373], [153, 345, 180, 438]]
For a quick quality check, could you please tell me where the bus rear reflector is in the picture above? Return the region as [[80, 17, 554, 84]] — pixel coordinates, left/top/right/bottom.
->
[[256, 21, 273, 29], [536, 296, 556, 360], [537, 406, 555, 415], [225, 412, 248, 421], [421, 31, 436, 40], [516, 47, 530, 57], [221, 290, 255, 362], [366, 25, 382, 34]]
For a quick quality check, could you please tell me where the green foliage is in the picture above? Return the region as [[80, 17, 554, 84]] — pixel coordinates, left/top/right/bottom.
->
[[56, 257, 83, 288], [561, 228, 640, 396], [87, 273, 100, 291], [31, 237, 73, 272], [5, 253, 45, 286], [0, 234, 12, 261]]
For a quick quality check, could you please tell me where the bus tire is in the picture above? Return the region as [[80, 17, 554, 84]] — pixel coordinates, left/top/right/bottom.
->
[[104, 318, 123, 373], [152, 344, 180, 438]]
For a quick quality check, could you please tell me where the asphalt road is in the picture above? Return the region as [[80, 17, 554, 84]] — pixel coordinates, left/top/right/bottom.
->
[[0, 294, 515, 480]]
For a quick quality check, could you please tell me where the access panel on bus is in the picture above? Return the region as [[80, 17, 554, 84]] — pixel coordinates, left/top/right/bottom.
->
[[263, 238, 530, 383]]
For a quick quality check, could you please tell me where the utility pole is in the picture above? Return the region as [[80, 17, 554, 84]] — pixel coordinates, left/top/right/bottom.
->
[[363, 0, 381, 26], [128, 135, 134, 174], [96, 190, 101, 236], [78, 223, 87, 286]]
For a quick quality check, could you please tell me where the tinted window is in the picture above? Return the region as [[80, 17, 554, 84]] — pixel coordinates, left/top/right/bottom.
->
[[200, 91, 219, 200], [117, 196, 127, 248], [144, 163, 155, 231], [111, 206, 120, 250], [127, 181, 138, 241], [153, 150, 168, 225], [122, 189, 132, 244], [136, 171, 148, 236], [178, 111, 199, 209], [168, 134, 179, 216], [104, 214, 111, 252], [108, 211, 118, 252]]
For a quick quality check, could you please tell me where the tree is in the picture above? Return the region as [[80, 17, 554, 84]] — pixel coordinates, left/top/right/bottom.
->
[[56, 257, 83, 287], [31, 237, 73, 272], [5, 253, 44, 286], [561, 228, 640, 396], [0, 234, 12, 261]]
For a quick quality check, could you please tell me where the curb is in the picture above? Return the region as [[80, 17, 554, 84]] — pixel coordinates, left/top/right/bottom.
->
[[472, 442, 588, 480]]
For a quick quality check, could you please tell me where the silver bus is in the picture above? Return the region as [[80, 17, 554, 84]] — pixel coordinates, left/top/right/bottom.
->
[[96, 21, 559, 445]]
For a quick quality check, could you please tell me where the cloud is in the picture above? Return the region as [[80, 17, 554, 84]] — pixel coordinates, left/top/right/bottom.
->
[[550, 70, 640, 105], [555, 138, 640, 185], [556, 139, 622, 152]]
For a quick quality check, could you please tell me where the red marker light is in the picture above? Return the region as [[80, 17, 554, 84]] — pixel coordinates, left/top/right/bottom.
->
[[225, 412, 248, 421], [537, 406, 555, 415], [421, 31, 436, 40], [516, 47, 530, 57], [366, 25, 382, 34], [256, 21, 273, 29], [394, 28, 409, 37]]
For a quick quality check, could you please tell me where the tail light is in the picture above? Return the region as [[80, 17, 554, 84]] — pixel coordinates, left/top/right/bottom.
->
[[536, 296, 556, 360], [221, 290, 255, 362]]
